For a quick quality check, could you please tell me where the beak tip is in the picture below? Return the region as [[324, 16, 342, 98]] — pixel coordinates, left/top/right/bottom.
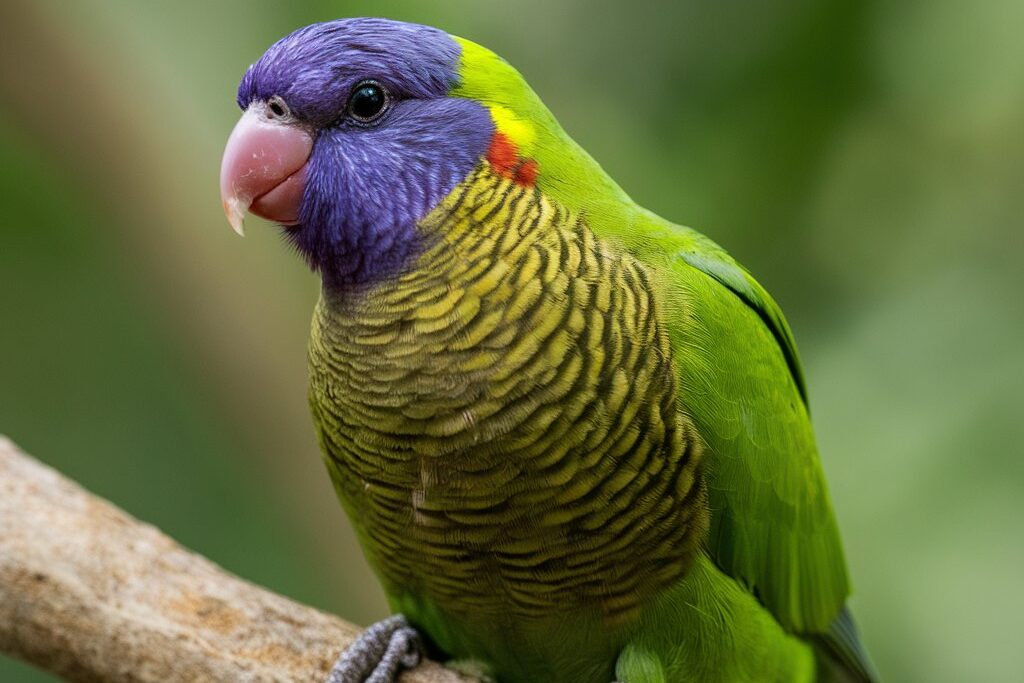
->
[[224, 198, 247, 236]]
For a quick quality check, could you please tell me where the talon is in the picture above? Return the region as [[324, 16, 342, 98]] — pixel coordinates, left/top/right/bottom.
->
[[327, 614, 422, 683]]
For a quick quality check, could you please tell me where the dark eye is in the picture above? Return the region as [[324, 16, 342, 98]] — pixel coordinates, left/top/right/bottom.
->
[[266, 95, 291, 120], [347, 81, 389, 123]]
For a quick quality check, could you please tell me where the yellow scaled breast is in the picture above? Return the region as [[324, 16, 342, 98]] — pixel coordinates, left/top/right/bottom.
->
[[308, 161, 707, 623]]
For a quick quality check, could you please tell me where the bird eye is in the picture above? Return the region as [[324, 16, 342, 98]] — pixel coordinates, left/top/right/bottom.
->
[[347, 81, 389, 123], [266, 95, 291, 120]]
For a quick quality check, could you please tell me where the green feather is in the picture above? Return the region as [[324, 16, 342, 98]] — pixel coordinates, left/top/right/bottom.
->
[[453, 32, 854, 636], [678, 246, 807, 404], [305, 31, 876, 683], [670, 241, 850, 633]]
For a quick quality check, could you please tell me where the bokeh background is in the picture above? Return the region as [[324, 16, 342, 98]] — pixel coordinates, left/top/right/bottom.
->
[[2, 0, 1021, 680]]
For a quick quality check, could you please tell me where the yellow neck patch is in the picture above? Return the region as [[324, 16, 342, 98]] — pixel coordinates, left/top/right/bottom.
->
[[451, 36, 537, 155], [485, 104, 536, 155]]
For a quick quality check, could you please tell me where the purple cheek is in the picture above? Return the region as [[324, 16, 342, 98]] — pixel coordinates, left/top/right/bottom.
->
[[290, 98, 494, 288]]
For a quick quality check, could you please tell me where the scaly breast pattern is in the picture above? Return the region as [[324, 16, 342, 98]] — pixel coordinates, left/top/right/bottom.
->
[[309, 164, 706, 623]]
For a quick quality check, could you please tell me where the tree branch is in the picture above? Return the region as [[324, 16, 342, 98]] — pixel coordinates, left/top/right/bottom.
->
[[0, 436, 476, 683]]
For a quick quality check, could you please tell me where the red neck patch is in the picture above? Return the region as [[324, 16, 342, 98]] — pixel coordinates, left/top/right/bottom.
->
[[486, 132, 539, 187]]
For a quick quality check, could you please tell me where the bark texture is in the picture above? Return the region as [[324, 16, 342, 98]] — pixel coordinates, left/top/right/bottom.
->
[[0, 436, 475, 683]]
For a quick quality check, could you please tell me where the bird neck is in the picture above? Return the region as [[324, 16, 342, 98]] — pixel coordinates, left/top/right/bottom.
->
[[451, 36, 643, 245]]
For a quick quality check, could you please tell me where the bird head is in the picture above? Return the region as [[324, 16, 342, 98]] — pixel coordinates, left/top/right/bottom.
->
[[220, 17, 577, 288]]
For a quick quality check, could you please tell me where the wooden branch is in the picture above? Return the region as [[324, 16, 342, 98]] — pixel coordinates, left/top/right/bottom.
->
[[0, 436, 475, 683]]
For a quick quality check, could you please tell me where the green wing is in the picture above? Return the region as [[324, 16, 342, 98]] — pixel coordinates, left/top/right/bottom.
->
[[666, 229, 849, 634]]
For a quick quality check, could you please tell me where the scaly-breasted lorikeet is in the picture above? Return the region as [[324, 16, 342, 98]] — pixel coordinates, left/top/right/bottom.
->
[[219, 18, 876, 683]]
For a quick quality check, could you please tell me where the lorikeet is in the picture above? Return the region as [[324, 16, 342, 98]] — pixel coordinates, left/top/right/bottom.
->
[[219, 18, 876, 683]]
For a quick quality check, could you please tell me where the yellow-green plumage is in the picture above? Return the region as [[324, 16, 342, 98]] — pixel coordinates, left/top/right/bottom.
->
[[310, 165, 705, 624], [308, 164, 850, 681], [300, 27, 873, 683]]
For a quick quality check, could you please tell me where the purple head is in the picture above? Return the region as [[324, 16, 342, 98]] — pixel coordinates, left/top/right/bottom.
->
[[220, 18, 494, 288]]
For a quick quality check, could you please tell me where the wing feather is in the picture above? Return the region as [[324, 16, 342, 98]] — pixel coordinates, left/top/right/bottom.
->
[[665, 231, 849, 634]]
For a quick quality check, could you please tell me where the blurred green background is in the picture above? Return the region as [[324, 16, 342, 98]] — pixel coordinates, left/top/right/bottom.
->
[[1, 0, 1021, 680]]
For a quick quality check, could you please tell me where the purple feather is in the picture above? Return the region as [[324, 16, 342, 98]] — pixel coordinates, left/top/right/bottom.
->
[[235, 18, 493, 287]]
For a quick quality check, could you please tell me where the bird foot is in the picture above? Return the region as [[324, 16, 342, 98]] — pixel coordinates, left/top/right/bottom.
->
[[326, 614, 422, 683]]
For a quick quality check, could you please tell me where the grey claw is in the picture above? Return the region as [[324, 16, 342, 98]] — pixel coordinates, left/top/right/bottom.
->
[[327, 614, 422, 683]]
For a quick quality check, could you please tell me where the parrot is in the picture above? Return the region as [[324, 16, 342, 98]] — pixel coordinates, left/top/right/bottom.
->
[[219, 17, 877, 683]]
